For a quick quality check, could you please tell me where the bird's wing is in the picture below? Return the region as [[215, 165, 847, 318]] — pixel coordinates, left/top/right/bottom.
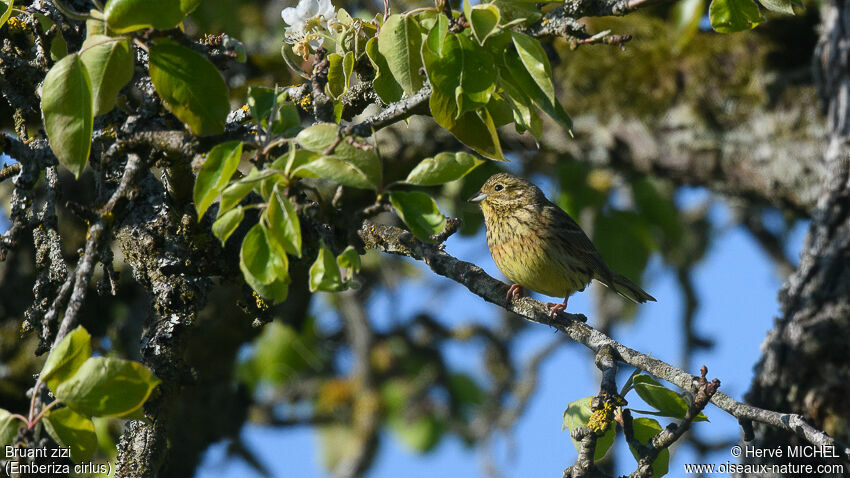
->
[[545, 203, 616, 286]]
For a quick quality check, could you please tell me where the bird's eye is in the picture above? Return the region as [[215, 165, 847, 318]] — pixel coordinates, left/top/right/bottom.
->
[[494, 184, 504, 192]]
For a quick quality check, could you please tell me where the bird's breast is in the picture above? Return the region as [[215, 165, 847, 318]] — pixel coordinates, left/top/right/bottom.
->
[[485, 211, 591, 298]]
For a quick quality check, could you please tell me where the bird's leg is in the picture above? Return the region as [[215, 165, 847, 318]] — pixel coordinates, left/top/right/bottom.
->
[[546, 296, 569, 318], [506, 284, 525, 303]]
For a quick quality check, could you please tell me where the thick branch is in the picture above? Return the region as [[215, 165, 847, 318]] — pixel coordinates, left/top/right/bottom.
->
[[357, 222, 850, 462]]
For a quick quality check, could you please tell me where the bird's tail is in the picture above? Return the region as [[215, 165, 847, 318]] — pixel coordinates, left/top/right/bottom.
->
[[600, 272, 656, 304]]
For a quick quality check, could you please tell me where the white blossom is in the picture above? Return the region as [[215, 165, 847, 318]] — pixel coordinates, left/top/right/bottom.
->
[[281, 0, 335, 52]]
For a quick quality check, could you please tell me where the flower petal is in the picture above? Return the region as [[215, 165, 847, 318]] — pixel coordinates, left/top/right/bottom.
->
[[281, 7, 300, 25]]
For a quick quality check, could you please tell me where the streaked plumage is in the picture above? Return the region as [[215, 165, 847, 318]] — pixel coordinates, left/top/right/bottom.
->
[[469, 173, 655, 315]]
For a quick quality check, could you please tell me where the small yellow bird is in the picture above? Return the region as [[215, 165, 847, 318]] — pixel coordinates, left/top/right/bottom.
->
[[469, 173, 656, 316]]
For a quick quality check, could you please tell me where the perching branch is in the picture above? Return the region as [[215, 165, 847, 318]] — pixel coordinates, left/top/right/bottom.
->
[[356, 222, 850, 463]]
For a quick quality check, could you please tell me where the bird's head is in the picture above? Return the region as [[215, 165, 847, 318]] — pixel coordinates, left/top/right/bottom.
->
[[468, 173, 546, 213]]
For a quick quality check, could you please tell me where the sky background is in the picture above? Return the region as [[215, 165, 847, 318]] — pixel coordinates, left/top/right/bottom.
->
[[192, 181, 808, 478]]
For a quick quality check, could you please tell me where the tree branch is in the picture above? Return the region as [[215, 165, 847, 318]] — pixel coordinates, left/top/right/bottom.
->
[[47, 154, 145, 347], [356, 222, 850, 463], [344, 85, 432, 137]]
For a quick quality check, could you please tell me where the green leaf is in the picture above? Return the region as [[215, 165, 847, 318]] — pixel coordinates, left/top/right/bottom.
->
[[149, 42, 229, 136], [193, 141, 243, 219], [465, 1, 501, 45], [448, 373, 484, 407], [511, 32, 555, 103], [673, 0, 706, 48], [757, 0, 794, 13], [336, 246, 361, 273], [40, 326, 92, 393], [1, 0, 14, 29], [240, 223, 278, 286], [391, 415, 443, 452], [365, 37, 404, 104], [0, 409, 23, 447], [562, 397, 616, 462], [377, 14, 424, 95], [80, 36, 134, 116], [212, 206, 244, 245], [41, 53, 93, 179], [283, 147, 320, 175], [325, 51, 354, 100], [632, 375, 708, 422], [389, 191, 446, 241], [628, 418, 670, 478], [266, 191, 302, 258], [295, 157, 372, 190], [246, 86, 279, 127], [238, 224, 289, 303], [498, 58, 543, 137], [491, 0, 542, 24], [244, 88, 300, 136], [326, 53, 347, 99], [310, 244, 347, 292], [237, 319, 320, 387], [104, 0, 200, 33], [42, 407, 97, 463], [709, 0, 761, 33], [218, 168, 262, 217], [455, 33, 496, 117], [503, 46, 572, 130], [53, 357, 160, 417], [404, 152, 483, 186], [295, 124, 382, 189], [423, 29, 505, 160]]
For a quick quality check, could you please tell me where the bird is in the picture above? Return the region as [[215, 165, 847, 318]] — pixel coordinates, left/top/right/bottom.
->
[[469, 172, 656, 317]]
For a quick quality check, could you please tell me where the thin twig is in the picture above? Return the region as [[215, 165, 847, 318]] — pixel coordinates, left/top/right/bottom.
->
[[51, 155, 145, 347]]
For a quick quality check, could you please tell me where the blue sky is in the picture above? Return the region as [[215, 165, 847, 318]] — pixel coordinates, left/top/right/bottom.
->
[[194, 185, 807, 478]]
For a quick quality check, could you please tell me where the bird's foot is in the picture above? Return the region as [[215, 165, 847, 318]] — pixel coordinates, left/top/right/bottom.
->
[[546, 302, 567, 318], [506, 284, 525, 304]]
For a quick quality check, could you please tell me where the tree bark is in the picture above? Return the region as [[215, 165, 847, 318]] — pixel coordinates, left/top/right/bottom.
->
[[745, 0, 850, 473]]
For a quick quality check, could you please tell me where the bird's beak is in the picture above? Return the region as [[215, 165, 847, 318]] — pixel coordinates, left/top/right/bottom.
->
[[468, 191, 487, 203]]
